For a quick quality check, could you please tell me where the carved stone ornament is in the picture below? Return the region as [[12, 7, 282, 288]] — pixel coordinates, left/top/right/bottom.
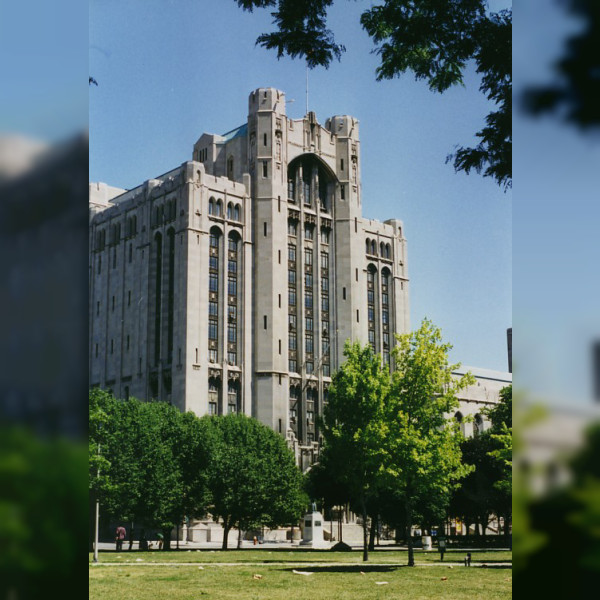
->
[[208, 368, 222, 379]]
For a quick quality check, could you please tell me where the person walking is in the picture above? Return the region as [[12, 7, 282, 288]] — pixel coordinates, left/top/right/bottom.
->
[[115, 525, 126, 552]]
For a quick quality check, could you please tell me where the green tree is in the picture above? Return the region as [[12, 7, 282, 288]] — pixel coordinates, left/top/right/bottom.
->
[[91, 393, 213, 549], [89, 388, 118, 498], [1, 427, 87, 600], [178, 412, 217, 526], [386, 318, 474, 566], [523, 0, 600, 129], [450, 432, 503, 537], [320, 341, 391, 561], [208, 413, 307, 550], [235, 0, 511, 189], [103, 399, 186, 548], [485, 384, 512, 537]]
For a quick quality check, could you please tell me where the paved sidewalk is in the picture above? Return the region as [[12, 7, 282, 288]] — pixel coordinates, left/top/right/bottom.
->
[[91, 560, 512, 568], [95, 541, 511, 552]]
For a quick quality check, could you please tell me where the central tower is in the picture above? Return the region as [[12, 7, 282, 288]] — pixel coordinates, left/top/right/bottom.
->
[[248, 89, 289, 435]]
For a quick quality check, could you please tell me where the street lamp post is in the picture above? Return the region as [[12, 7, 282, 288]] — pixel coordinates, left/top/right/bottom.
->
[[93, 443, 100, 563]]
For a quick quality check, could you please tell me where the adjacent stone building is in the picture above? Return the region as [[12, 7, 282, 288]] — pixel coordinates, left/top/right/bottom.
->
[[89, 88, 410, 468]]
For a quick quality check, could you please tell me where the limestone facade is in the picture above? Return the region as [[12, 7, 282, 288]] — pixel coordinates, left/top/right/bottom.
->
[[89, 87, 411, 467]]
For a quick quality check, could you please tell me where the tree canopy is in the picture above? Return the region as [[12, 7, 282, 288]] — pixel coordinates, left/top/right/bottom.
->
[[235, 0, 512, 189], [1, 427, 87, 600], [320, 341, 391, 561], [208, 413, 307, 549], [523, 0, 600, 129], [317, 320, 473, 564], [89, 392, 307, 551], [91, 396, 199, 548], [386, 318, 474, 565]]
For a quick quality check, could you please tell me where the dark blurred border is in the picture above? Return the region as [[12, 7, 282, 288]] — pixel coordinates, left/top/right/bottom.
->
[[0, 1, 89, 597]]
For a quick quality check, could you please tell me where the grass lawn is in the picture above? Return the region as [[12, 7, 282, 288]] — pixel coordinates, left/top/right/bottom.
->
[[90, 550, 512, 600]]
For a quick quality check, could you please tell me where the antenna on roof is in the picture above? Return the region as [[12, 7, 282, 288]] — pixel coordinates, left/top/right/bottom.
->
[[306, 61, 309, 115]]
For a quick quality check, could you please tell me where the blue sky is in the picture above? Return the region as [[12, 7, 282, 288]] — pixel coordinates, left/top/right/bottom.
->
[[514, 1, 600, 405], [89, 0, 512, 373]]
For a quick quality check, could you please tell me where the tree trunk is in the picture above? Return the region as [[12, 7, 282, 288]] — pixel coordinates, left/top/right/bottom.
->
[[221, 518, 230, 550], [162, 527, 171, 551], [406, 501, 415, 567], [237, 528, 243, 549], [368, 514, 376, 551], [361, 497, 369, 561]]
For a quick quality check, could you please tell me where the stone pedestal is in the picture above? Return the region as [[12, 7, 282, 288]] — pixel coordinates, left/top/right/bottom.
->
[[300, 509, 329, 549]]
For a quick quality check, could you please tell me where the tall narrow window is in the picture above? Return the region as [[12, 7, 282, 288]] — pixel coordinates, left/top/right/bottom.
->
[[209, 378, 219, 415], [382, 269, 391, 365], [304, 176, 311, 206], [304, 248, 312, 266], [367, 265, 377, 352], [167, 229, 175, 362], [208, 228, 221, 362], [227, 234, 240, 366]]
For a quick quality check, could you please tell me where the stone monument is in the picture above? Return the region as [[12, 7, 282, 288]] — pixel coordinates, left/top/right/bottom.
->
[[300, 503, 329, 548]]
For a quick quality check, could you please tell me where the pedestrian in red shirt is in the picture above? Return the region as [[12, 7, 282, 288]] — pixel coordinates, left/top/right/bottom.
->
[[115, 525, 126, 551]]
